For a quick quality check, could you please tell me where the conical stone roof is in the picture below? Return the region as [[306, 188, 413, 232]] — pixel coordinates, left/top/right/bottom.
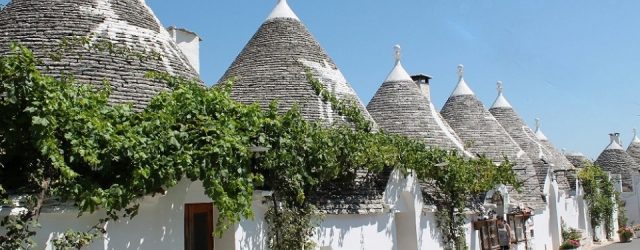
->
[[440, 65, 543, 210], [533, 119, 576, 191], [367, 46, 465, 152], [626, 129, 640, 164], [595, 133, 640, 192], [488, 84, 571, 192], [489, 82, 552, 190], [0, 0, 199, 109], [565, 152, 592, 169], [219, 0, 375, 127], [219, 0, 382, 214], [366, 46, 470, 206]]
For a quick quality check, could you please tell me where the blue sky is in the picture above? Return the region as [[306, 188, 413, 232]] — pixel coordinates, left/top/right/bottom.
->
[[3, 0, 639, 159]]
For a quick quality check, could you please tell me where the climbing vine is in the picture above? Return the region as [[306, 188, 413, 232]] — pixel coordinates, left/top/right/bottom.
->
[[0, 44, 263, 248], [578, 163, 617, 240], [0, 43, 521, 250], [305, 71, 521, 250], [422, 154, 519, 250]]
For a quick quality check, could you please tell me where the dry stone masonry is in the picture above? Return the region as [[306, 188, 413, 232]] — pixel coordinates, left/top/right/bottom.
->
[[219, 12, 375, 127], [0, 0, 199, 110], [367, 46, 464, 152], [595, 133, 640, 192], [489, 83, 572, 192], [440, 66, 544, 210], [219, 0, 385, 214]]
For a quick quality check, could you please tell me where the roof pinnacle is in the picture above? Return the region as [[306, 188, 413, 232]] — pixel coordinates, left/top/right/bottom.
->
[[457, 64, 464, 78], [450, 64, 474, 96], [490, 80, 512, 108], [383, 44, 412, 83], [267, 0, 300, 21], [632, 128, 640, 143], [535, 118, 549, 141]]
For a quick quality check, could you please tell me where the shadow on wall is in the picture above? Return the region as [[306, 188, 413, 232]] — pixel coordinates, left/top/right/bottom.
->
[[102, 180, 195, 250], [237, 199, 268, 250], [419, 211, 446, 250], [315, 213, 396, 249]]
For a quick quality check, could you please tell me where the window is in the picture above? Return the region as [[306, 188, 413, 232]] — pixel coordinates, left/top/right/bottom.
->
[[474, 219, 501, 250], [185, 203, 214, 250], [507, 214, 529, 244]]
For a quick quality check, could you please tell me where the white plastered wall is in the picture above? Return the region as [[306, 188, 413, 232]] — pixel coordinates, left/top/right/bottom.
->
[[4, 179, 269, 250]]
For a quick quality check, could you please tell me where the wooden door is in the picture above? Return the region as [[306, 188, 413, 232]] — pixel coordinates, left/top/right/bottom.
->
[[185, 203, 214, 250]]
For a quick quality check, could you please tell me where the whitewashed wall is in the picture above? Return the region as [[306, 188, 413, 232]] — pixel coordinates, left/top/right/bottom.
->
[[313, 169, 422, 250], [532, 207, 552, 250], [418, 211, 445, 250], [623, 175, 640, 226], [314, 213, 396, 250], [8, 179, 269, 250]]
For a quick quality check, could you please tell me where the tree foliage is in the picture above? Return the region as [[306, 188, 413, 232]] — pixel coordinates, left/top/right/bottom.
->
[[577, 163, 617, 239], [0, 44, 521, 249]]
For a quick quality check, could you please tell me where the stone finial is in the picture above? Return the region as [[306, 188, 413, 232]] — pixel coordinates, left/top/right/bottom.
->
[[634, 128, 637, 137], [394, 44, 401, 63], [497, 81, 504, 94], [457, 64, 464, 78], [267, 0, 300, 20], [535, 118, 541, 131]]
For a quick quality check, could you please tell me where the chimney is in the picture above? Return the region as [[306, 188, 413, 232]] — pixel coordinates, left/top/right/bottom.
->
[[167, 26, 201, 74], [411, 74, 432, 101], [610, 133, 623, 145]]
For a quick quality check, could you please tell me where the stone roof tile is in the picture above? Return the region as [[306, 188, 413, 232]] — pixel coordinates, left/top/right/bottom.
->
[[440, 67, 544, 210], [366, 47, 470, 206], [626, 129, 640, 164], [220, 1, 383, 214], [565, 153, 592, 169], [367, 46, 465, 153], [219, 5, 375, 128], [0, 0, 199, 110], [489, 86, 572, 192], [595, 133, 640, 192]]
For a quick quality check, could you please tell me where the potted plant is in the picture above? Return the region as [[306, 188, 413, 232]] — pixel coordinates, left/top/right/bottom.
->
[[618, 226, 634, 242], [559, 239, 580, 249]]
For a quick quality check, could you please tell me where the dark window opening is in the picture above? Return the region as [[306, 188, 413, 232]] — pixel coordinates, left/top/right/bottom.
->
[[185, 203, 214, 250]]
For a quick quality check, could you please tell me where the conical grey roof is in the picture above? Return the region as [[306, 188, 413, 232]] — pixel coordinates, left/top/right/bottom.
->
[[440, 65, 543, 210], [219, 0, 375, 127], [564, 152, 591, 192], [367, 46, 465, 152], [220, 0, 383, 214], [595, 133, 640, 192], [626, 129, 640, 164], [533, 119, 576, 191], [565, 153, 592, 169], [488, 84, 571, 192], [0, 0, 199, 109], [366, 46, 470, 206]]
